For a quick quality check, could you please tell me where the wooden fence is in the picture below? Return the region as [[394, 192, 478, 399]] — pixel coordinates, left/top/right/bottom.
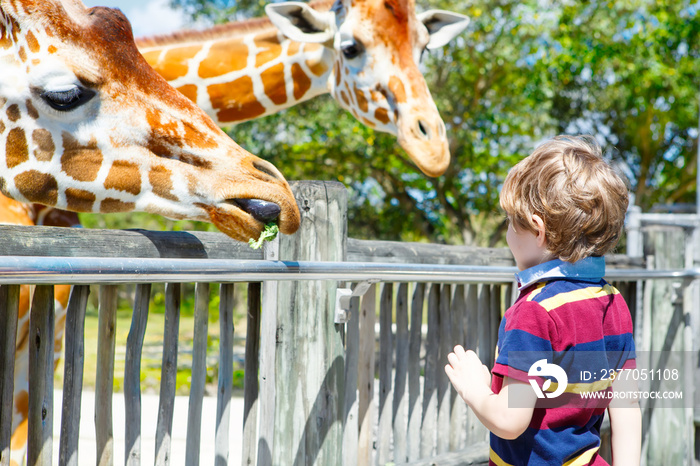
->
[[0, 181, 696, 466]]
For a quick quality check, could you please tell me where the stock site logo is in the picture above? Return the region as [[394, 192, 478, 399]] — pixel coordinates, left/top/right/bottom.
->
[[528, 359, 568, 399]]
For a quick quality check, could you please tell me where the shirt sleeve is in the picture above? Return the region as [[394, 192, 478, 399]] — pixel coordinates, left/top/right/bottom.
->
[[492, 300, 558, 385]]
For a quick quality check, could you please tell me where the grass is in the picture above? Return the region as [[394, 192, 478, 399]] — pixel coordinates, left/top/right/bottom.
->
[[54, 283, 250, 396]]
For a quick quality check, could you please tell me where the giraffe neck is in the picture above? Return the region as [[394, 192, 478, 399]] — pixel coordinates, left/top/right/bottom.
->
[[138, 21, 334, 126]]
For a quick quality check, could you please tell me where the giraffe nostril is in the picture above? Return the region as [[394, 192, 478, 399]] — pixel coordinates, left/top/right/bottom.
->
[[417, 119, 431, 139], [253, 160, 283, 181]]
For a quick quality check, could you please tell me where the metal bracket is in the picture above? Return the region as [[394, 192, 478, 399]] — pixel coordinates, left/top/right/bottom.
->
[[334, 279, 380, 324]]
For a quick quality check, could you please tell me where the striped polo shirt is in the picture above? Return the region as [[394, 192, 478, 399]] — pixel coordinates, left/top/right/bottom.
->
[[490, 257, 635, 466]]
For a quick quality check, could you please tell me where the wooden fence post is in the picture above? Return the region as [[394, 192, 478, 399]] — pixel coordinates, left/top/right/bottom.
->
[[641, 225, 693, 465], [270, 181, 347, 466]]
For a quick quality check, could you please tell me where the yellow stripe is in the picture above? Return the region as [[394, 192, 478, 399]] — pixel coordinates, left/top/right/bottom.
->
[[526, 282, 546, 302], [545, 378, 613, 394], [490, 448, 515, 466], [563, 446, 600, 466], [538, 284, 619, 312]]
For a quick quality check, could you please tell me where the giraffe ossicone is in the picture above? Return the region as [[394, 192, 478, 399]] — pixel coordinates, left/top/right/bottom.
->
[[138, 0, 469, 177], [0, 0, 301, 243]]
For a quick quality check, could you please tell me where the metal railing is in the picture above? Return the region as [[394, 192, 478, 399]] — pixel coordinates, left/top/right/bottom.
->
[[0, 255, 696, 284]]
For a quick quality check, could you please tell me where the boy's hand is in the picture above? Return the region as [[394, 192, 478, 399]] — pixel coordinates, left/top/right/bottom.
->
[[445, 345, 492, 405]]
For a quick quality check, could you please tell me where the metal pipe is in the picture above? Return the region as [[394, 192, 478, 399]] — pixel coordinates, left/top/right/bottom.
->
[[0, 256, 697, 285]]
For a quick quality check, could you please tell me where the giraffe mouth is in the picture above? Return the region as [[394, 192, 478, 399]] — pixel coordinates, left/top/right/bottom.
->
[[226, 198, 282, 225]]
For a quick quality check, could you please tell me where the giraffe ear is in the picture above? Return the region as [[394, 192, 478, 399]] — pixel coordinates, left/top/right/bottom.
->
[[418, 10, 470, 50], [266, 2, 335, 44]]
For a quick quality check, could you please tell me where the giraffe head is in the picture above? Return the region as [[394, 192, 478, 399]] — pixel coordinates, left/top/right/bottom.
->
[[267, 0, 468, 177], [0, 0, 300, 242]]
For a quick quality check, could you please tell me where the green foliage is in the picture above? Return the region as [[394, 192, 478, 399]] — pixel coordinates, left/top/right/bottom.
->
[[165, 0, 699, 245]]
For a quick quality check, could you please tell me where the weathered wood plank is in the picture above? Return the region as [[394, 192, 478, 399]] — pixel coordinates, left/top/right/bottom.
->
[[258, 238, 279, 466], [377, 283, 394, 464], [27, 285, 55, 466], [489, 285, 501, 367], [95, 285, 117, 466], [393, 283, 409, 463], [358, 284, 376, 466], [124, 283, 151, 466], [407, 283, 425, 462], [449, 285, 467, 452], [641, 226, 691, 465], [273, 181, 346, 466], [215, 283, 234, 466], [342, 291, 360, 466], [242, 282, 261, 466], [155, 284, 181, 466], [0, 285, 19, 466], [59, 285, 90, 466], [437, 285, 452, 455], [403, 441, 489, 466], [420, 284, 440, 458], [476, 285, 491, 367], [186, 283, 210, 466], [347, 239, 514, 266], [0, 225, 262, 259]]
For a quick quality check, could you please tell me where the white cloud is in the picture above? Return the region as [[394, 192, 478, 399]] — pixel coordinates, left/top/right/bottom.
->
[[82, 0, 188, 37]]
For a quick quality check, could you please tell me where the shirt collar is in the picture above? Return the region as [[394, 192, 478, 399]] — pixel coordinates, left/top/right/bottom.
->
[[515, 256, 605, 291]]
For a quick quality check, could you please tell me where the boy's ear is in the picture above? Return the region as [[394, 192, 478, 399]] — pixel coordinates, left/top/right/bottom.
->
[[532, 214, 547, 247]]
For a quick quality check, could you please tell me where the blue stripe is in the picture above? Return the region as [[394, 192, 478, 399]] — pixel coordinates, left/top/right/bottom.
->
[[491, 414, 604, 465]]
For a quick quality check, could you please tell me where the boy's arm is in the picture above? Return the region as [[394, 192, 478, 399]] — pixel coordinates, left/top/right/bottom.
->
[[445, 345, 536, 440], [608, 376, 641, 466]]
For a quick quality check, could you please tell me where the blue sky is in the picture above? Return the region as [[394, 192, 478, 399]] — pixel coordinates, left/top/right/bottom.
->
[[82, 0, 188, 37]]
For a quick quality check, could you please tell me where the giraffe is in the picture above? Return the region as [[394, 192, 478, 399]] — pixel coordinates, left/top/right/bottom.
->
[[137, 0, 470, 178], [1, 0, 300, 463]]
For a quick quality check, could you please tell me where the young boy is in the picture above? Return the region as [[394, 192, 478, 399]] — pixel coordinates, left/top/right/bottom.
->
[[445, 136, 641, 465]]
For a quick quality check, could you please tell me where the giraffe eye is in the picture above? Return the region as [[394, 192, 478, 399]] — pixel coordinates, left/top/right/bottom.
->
[[340, 39, 363, 59], [40, 86, 96, 111]]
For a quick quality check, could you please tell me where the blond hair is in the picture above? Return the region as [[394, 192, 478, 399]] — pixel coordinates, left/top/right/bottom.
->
[[500, 135, 629, 263]]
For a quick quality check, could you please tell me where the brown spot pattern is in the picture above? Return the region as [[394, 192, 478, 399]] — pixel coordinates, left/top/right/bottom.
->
[[0, 24, 11, 49], [334, 63, 341, 87], [340, 90, 350, 107], [48, 45, 57, 54], [100, 198, 135, 212], [199, 40, 248, 79], [287, 41, 300, 57], [105, 160, 142, 195], [32, 129, 55, 161], [254, 32, 281, 67], [25, 99, 39, 119], [15, 390, 29, 418], [6, 104, 21, 122], [158, 45, 201, 80], [375, 108, 390, 125], [15, 170, 58, 206], [149, 165, 179, 201], [177, 84, 198, 103], [25, 30, 40, 53], [208, 77, 266, 122], [61, 133, 103, 182], [65, 187, 96, 212], [291, 63, 311, 101], [306, 59, 328, 77], [388, 75, 407, 104], [0, 120, 5, 134], [354, 85, 369, 113], [7, 128, 29, 168], [261, 63, 288, 106]]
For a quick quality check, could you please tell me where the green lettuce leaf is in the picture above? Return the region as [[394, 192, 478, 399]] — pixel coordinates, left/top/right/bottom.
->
[[248, 223, 280, 249]]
